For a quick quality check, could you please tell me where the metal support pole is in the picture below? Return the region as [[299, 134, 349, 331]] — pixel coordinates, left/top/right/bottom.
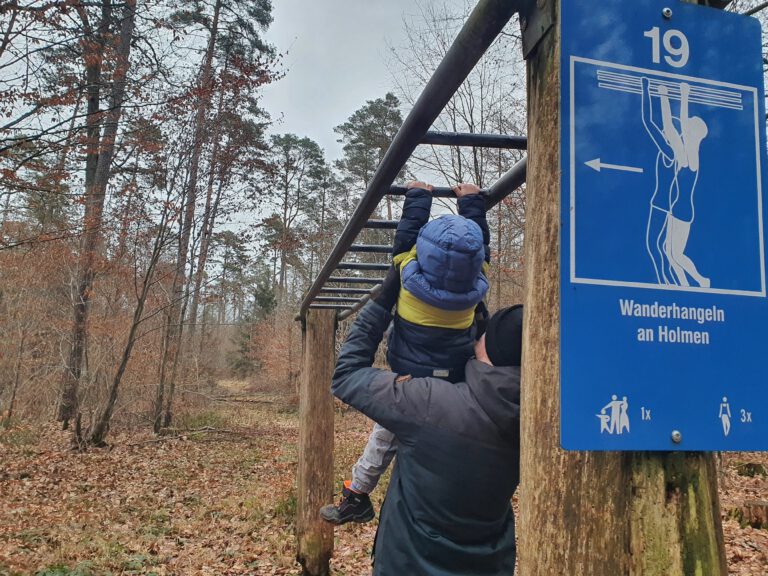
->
[[485, 156, 528, 209]]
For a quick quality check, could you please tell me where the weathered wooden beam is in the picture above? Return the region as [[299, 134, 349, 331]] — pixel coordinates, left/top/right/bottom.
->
[[519, 0, 726, 574], [296, 309, 336, 575]]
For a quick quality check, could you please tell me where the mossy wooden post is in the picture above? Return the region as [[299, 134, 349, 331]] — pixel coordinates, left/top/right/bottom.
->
[[519, 0, 727, 573], [296, 309, 336, 575]]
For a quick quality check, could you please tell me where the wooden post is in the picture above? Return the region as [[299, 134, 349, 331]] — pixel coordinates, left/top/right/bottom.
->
[[296, 309, 336, 575], [519, 1, 727, 573]]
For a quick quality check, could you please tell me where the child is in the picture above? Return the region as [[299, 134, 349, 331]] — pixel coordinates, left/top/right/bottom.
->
[[320, 180, 490, 525]]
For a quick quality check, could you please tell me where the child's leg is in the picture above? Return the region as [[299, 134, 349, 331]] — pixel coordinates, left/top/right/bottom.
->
[[350, 423, 398, 494]]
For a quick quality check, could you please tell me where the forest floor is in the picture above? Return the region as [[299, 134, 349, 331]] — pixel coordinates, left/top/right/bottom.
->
[[0, 380, 766, 576]]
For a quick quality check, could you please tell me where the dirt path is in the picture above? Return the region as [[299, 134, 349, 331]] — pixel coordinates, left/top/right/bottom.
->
[[0, 391, 765, 575]]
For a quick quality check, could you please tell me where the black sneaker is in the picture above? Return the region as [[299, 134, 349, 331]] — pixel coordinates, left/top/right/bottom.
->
[[319, 482, 375, 525]]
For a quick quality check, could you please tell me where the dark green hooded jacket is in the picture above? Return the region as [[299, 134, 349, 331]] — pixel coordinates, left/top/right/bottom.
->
[[332, 301, 520, 575]]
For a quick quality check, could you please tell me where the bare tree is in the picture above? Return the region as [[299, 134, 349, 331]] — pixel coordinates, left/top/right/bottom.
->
[[58, 0, 138, 427]]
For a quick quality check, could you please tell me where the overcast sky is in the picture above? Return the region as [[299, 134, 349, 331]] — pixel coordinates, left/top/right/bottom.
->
[[260, 1, 440, 161]]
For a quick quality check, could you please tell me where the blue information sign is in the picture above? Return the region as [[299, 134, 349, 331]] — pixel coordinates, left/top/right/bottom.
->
[[561, 0, 768, 450]]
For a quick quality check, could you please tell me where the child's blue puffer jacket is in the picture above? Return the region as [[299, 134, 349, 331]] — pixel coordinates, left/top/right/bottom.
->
[[388, 207, 489, 382]]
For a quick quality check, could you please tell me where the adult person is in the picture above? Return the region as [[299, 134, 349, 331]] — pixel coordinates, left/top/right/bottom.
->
[[328, 270, 523, 574]]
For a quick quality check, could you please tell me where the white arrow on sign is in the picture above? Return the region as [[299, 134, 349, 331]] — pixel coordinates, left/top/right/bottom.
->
[[585, 158, 644, 174]]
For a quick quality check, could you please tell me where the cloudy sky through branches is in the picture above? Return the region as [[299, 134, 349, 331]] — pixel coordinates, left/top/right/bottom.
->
[[260, 0, 465, 160]]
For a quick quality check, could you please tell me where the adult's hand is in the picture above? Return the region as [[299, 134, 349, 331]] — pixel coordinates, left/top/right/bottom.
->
[[453, 183, 481, 197]]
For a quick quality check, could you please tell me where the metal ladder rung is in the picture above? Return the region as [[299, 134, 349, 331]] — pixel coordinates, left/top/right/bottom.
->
[[387, 185, 457, 198], [313, 296, 364, 303], [336, 262, 390, 271], [350, 244, 393, 253], [320, 287, 375, 295], [309, 304, 354, 310], [365, 220, 398, 229], [327, 276, 384, 284]]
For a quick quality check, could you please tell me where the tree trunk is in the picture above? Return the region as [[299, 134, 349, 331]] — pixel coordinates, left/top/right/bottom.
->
[[188, 53, 228, 341], [4, 330, 25, 426], [90, 199, 167, 446], [296, 310, 335, 575], [59, 0, 131, 427], [57, 2, 110, 426], [518, 2, 726, 574], [155, 0, 221, 431]]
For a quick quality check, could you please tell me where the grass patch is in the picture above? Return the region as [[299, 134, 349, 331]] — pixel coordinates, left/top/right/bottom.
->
[[0, 426, 39, 447], [175, 410, 228, 432], [273, 492, 297, 522], [14, 528, 49, 548], [141, 509, 171, 537], [122, 554, 159, 574], [241, 496, 265, 521], [34, 563, 97, 576]]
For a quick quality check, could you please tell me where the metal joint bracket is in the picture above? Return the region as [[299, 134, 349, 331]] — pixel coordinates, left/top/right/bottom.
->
[[519, 0, 555, 60]]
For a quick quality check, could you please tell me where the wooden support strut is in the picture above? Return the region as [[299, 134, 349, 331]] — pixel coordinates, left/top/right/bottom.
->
[[519, 0, 726, 574], [296, 309, 336, 576]]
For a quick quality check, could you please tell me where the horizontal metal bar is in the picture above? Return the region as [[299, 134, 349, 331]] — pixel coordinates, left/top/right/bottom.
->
[[388, 185, 457, 198], [421, 130, 527, 150], [327, 276, 384, 284], [349, 244, 393, 254], [388, 185, 493, 198], [298, 0, 520, 318], [387, 185, 454, 198], [365, 220, 398, 230], [313, 296, 364, 303], [337, 262, 390, 271], [309, 304, 353, 310], [320, 287, 376, 295]]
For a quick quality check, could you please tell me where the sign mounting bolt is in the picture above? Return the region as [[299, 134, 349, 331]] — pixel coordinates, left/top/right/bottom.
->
[[662, 7, 673, 19], [671, 430, 682, 444]]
